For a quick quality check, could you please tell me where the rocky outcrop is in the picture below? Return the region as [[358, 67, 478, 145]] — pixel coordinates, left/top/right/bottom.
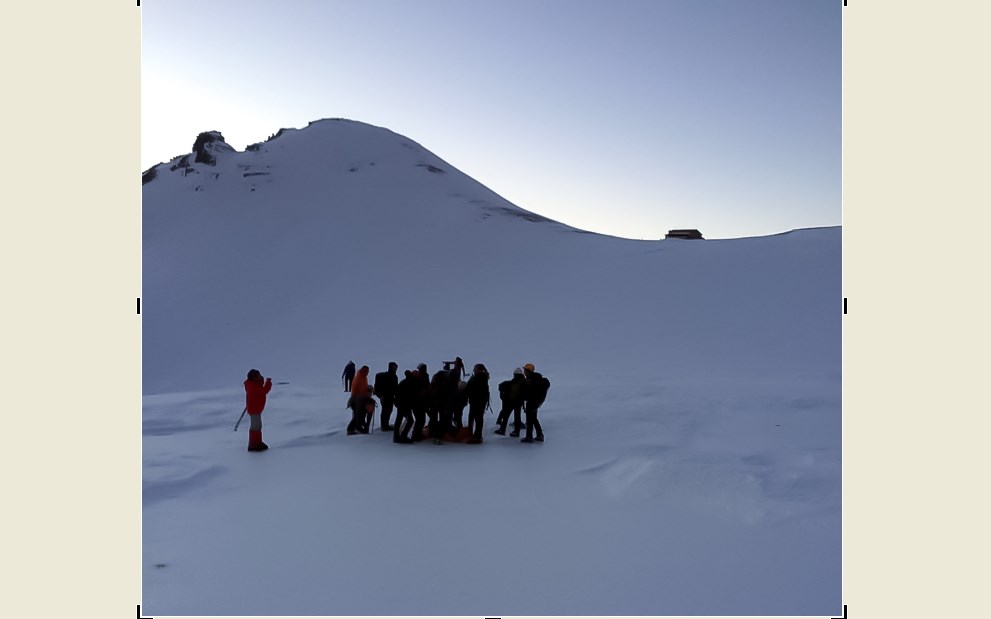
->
[[192, 131, 235, 165]]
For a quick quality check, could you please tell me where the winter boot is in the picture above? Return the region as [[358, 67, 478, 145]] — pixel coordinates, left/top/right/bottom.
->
[[520, 437, 534, 443], [248, 430, 265, 452]]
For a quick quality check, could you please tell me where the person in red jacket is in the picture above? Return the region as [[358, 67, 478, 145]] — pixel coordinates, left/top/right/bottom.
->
[[351, 365, 370, 399], [244, 368, 273, 452], [346, 365, 372, 434]]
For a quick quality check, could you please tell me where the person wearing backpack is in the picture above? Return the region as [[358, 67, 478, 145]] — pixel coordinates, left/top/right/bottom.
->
[[427, 369, 450, 444], [244, 369, 273, 452], [494, 367, 526, 436], [427, 357, 464, 444], [466, 363, 491, 443], [374, 361, 399, 432], [342, 360, 356, 392], [520, 363, 550, 443]]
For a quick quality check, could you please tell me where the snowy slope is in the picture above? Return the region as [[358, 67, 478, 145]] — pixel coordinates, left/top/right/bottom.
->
[[142, 118, 841, 616], [143, 119, 838, 396], [143, 119, 578, 394]]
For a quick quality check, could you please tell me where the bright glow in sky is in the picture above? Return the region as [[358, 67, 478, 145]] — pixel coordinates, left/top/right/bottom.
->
[[142, 0, 840, 240]]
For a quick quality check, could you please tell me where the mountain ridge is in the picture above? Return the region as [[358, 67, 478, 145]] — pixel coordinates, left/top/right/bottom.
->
[[143, 117, 572, 231]]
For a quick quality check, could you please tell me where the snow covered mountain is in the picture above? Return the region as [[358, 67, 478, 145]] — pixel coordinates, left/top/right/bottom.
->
[[143, 118, 839, 395], [142, 119, 588, 393], [142, 118, 841, 616]]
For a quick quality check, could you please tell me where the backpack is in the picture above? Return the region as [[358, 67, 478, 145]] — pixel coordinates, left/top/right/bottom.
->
[[532, 374, 550, 406], [509, 380, 524, 404], [498, 380, 511, 399]]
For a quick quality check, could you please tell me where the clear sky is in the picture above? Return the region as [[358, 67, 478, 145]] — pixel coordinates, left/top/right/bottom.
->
[[141, 0, 840, 240]]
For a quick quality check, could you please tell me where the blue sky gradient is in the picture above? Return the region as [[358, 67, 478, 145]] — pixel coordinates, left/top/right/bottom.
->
[[142, 0, 840, 239]]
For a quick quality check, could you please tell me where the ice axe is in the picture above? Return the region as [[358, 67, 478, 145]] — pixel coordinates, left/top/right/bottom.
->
[[234, 406, 247, 432]]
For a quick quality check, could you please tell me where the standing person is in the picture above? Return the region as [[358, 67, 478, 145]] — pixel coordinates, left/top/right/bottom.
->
[[495, 368, 526, 436], [393, 369, 417, 444], [520, 363, 550, 443], [427, 368, 449, 444], [342, 360, 356, 392], [466, 363, 490, 444], [440, 357, 466, 441], [244, 369, 273, 452], [374, 362, 399, 432], [450, 380, 469, 430], [410, 364, 429, 442], [346, 365, 371, 434]]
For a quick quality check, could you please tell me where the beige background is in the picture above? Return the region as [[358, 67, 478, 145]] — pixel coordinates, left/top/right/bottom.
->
[[5, 1, 987, 618]]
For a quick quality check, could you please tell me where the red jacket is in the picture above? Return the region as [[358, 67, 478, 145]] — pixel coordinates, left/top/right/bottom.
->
[[351, 366, 370, 398], [244, 377, 273, 414]]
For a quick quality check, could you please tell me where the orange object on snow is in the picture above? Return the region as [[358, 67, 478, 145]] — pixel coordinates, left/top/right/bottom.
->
[[351, 366, 371, 397]]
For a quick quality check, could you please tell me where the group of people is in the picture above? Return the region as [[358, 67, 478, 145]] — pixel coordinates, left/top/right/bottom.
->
[[341, 358, 550, 445], [240, 359, 550, 452]]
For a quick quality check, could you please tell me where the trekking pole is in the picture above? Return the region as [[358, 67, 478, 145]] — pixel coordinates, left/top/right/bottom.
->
[[234, 407, 247, 431]]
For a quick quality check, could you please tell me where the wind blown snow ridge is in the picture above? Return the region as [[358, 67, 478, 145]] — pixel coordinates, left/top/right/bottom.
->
[[142, 118, 841, 616]]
